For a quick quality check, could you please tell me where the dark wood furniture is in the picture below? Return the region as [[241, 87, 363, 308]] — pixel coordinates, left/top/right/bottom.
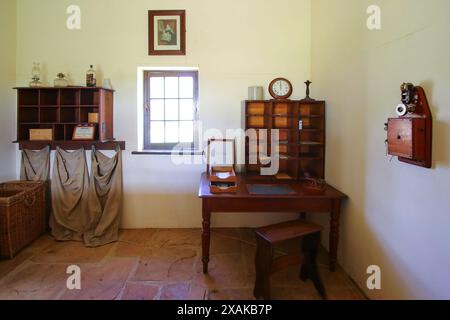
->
[[254, 220, 326, 300], [387, 84, 432, 168], [14, 87, 125, 150], [198, 173, 347, 274], [243, 99, 326, 180]]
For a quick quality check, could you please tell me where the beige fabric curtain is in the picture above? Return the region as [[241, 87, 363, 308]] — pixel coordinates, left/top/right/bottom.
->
[[20, 146, 50, 181], [25, 146, 123, 247], [21, 146, 51, 226], [50, 148, 90, 242], [84, 148, 123, 247]]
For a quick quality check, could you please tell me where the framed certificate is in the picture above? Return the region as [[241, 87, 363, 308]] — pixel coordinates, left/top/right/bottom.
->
[[72, 124, 96, 141]]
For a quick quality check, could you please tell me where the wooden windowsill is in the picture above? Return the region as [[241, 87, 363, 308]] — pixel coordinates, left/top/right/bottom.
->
[[132, 150, 204, 156]]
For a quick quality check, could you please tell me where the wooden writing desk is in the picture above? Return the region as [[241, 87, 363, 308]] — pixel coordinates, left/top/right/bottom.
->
[[198, 173, 348, 274]]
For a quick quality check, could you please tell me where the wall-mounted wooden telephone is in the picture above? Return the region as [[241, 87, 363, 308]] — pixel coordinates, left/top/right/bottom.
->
[[385, 83, 433, 168]]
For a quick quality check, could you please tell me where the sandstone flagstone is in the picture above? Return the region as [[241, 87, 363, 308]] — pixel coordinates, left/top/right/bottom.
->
[[0, 261, 67, 300], [193, 253, 251, 289], [120, 282, 160, 300], [159, 283, 206, 300], [210, 233, 243, 255], [0, 229, 366, 300], [208, 287, 256, 300], [112, 242, 148, 258], [31, 241, 114, 264], [0, 250, 33, 279], [150, 229, 201, 248], [118, 229, 158, 245], [132, 247, 197, 282], [59, 258, 138, 300]]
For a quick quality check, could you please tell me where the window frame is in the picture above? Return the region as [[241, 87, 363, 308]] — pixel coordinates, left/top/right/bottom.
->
[[143, 70, 199, 151]]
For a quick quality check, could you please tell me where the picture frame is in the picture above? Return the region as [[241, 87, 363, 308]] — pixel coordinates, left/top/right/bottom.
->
[[72, 124, 96, 141], [148, 10, 186, 56]]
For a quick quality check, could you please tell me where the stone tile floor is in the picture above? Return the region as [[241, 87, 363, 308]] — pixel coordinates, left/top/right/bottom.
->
[[0, 228, 367, 300]]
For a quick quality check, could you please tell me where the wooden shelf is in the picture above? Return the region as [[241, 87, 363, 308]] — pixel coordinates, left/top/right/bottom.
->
[[300, 141, 323, 146], [244, 99, 326, 180], [245, 172, 295, 181], [300, 115, 322, 119], [16, 140, 126, 151], [14, 86, 114, 92], [15, 87, 123, 151], [300, 129, 321, 132]]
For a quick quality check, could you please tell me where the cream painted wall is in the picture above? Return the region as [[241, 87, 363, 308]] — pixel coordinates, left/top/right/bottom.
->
[[7, 0, 450, 300], [15, 0, 311, 227], [0, 0, 17, 181], [311, 0, 450, 299]]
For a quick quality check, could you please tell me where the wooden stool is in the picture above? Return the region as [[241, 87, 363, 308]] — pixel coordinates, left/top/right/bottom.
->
[[254, 220, 327, 300]]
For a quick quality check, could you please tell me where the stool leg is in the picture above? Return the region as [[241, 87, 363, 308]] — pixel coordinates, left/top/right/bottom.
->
[[261, 240, 273, 300], [300, 237, 310, 282], [254, 237, 273, 300], [254, 237, 263, 299], [300, 232, 327, 300]]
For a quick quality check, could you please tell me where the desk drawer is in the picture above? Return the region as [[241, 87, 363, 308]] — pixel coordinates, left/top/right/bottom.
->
[[205, 198, 333, 213]]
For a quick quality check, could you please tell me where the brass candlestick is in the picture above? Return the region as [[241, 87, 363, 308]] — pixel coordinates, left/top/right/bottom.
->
[[301, 80, 315, 101]]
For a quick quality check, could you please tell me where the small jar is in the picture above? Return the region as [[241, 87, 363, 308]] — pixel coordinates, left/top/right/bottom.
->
[[54, 73, 68, 87]]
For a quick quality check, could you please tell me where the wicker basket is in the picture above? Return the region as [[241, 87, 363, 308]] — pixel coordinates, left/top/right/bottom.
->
[[0, 181, 46, 259]]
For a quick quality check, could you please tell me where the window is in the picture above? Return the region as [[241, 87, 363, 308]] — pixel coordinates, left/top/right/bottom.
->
[[143, 70, 199, 151]]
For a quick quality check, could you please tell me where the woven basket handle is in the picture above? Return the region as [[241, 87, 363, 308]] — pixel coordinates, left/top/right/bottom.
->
[[24, 194, 36, 208]]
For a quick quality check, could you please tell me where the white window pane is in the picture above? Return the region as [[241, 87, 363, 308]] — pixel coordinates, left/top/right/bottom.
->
[[150, 121, 164, 143], [165, 121, 179, 143], [179, 121, 194, 143], [165, 77, 179, 98], [150, 77, 164, 98], [179, 77, 194, 98], [165, 99, 179, 120], [179, 99, 194, 120], [150, 99, 164, 120]]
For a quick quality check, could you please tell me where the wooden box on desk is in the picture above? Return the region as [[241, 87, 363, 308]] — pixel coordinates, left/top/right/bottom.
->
[[209, 166, 237, 194]]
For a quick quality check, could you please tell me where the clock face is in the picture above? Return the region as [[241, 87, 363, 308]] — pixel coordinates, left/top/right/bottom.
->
[[269, 78, 292, 99]]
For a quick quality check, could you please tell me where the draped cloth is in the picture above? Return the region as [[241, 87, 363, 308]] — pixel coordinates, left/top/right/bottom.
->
[[20, 146, 51, 227], [20, 146, 50, 181], [22, 146, 123, 247], [83, 147, 123, 247], [50, 147, 90, 242]]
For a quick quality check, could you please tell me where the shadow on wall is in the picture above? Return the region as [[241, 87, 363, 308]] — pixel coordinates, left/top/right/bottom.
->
[[434, 120, 449, 168], [121, 193, 202, 228], [120, 192, 300, 230], [364, 212, 444, 299], [421, 80, 449, 168]]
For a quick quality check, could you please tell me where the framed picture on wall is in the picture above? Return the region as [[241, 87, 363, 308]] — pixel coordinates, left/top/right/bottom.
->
[[148, 10, 186, 56]]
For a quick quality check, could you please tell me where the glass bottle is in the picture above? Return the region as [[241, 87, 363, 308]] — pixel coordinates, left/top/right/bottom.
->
[[86, 65, 96, 87], [29, 62, 42, 87]]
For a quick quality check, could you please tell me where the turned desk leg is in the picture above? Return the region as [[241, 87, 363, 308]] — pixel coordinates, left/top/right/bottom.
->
[[329, 200, 341, 272], [202, 201, 211, 274]]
